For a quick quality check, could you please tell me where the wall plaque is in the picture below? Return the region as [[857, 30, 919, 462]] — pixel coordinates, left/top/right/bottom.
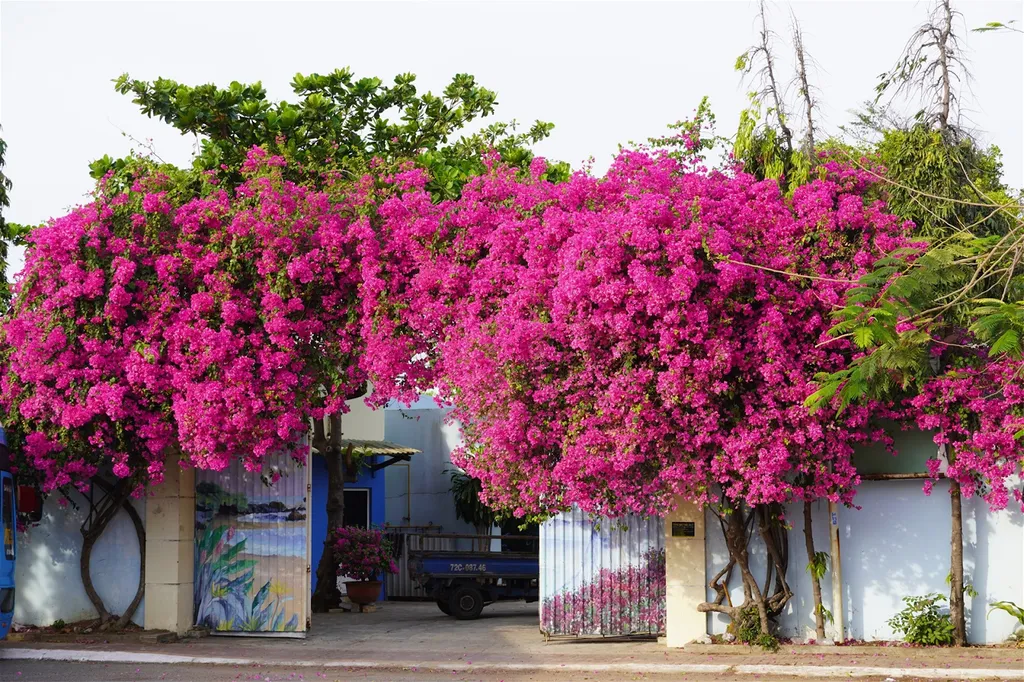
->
[[671, 521, 695, 537]]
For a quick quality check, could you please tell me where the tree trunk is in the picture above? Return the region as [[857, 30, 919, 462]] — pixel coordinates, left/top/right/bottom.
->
[[803, 500, 826, 641], [474, 523, 491, 552], [949, 478, 966, 646], [80, 477, 144, 630], [727, 506, 770, 635], [311, 413, 346, 613]]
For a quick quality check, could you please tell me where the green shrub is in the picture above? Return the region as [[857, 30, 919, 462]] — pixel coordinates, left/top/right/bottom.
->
[[732, 604, 779, 651], [888, 594, 955, 646]]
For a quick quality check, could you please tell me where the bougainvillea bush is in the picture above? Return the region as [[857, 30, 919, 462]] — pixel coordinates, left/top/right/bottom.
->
[[363, 149, 913, 519], [0, 149, 373, 494], [912, 357, 1024, 512], [541, 548, 666, 636], [331, 526, 397, 582]]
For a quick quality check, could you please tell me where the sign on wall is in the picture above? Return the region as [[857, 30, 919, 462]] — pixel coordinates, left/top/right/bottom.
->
[[194, 453, 311, 636]]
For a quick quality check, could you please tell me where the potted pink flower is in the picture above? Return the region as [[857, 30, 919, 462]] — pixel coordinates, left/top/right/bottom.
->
[[331, 526, 397, 605]]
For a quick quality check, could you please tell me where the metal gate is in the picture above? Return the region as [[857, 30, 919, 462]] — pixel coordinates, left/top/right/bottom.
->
[[540, 507, 665, 637], [194, 452, 311, 636]]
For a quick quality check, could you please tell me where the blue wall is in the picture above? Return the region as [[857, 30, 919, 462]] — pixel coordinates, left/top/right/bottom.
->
[[310, 453, 387, 596]]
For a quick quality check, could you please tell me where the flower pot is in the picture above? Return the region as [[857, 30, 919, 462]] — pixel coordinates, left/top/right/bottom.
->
[[345, 580, 381, 606]]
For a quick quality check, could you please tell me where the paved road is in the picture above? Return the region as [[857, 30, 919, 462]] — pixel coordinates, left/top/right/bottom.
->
[[0, 662, 947, 682]]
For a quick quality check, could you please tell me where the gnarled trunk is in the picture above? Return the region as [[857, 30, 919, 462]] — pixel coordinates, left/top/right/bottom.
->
[[80, 477, 146, 630], [698, 501, 792, 640]]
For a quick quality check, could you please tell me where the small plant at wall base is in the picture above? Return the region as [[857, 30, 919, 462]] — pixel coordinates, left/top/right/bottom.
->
[[730, 604, 780, 651], [987, 601, 1024, 644], [888, 594, 955, 646]]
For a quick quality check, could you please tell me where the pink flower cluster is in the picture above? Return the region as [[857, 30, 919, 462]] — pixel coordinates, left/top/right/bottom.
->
[[9, 142, 1019, 517], [912, 356, 1024, 511], [1, 149, 369, 492], [363, 150, 911, 517], [331, 526, 397, 582]]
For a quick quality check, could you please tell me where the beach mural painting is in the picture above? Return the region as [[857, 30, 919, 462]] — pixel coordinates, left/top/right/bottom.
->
[[194, 453, 311, 635]]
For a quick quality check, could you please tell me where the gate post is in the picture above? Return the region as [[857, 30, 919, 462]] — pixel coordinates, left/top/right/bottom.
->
[[144, 465, 195, 634], [664, 498, 706, 647]]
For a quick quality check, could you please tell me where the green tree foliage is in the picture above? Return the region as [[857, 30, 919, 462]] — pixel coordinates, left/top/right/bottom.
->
[[0, 128, 30, 307], [448, 470, 497, 530], [103, 69, 567, 197], [0, 130, 10, 225]]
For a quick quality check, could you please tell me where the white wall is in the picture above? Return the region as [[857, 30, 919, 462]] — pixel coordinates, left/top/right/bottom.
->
[[382, 405, 477, 535], [14, 491, 145, 627], [704, 479, 1024, 644], [340, 386, 385, 441]]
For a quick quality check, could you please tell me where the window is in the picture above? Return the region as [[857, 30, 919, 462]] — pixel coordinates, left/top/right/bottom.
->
[[342, 489, 370, 529]]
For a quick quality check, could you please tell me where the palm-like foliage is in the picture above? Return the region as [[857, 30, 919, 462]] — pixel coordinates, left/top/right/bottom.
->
[[193, 525, 298, 632]]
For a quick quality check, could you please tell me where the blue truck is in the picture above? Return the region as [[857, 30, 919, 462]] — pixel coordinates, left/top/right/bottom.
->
[[409, 534, 538, 620]]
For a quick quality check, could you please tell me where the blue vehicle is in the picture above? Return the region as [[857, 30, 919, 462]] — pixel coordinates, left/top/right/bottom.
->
[[409, 534, 538, 620], [0, 423, 14, 640]]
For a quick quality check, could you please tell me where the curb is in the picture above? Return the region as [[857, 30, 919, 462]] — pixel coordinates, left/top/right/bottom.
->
[[1, 647, 1023, 679]]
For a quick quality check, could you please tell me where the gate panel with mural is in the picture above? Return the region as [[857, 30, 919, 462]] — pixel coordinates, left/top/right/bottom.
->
[[540, 507, 665, 637], [194, 454, 310, 635]]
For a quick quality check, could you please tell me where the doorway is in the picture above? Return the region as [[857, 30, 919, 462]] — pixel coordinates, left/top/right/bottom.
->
[[343, 488, 370, 529]]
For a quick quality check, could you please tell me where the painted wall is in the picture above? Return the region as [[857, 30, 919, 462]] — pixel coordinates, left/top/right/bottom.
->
[[14, 491, 144, 627], [194, 454, 309, 634], [703, 431, 1024, 645]]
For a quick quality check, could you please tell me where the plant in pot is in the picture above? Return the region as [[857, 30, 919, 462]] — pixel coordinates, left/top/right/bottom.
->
[[331, 526, 397, 606]]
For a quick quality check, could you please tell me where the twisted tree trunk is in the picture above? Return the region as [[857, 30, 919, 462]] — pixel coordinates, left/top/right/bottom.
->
[[698, 502, 792, 639], [79, 477, 146, 630]]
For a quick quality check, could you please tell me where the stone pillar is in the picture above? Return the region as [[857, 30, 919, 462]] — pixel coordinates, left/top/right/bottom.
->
[[144, 466, 195, 634], [664, 497, 707, 647]]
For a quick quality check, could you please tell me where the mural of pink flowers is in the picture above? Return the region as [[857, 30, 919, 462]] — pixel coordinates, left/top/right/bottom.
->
[[542, 548, 665, 636]]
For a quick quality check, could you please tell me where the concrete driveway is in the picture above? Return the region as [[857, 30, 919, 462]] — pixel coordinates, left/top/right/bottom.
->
[[3, 602, 1022, 680]]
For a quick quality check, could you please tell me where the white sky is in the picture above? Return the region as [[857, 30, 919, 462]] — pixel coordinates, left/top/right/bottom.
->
[[2, 1, 1022, 277]]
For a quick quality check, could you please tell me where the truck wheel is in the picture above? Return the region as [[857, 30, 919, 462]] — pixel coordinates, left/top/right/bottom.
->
[[449, 585, 485, 620], [436, 599, 452, 615]]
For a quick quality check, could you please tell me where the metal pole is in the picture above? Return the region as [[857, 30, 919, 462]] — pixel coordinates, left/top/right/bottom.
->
[[828, 500, 845, 643]]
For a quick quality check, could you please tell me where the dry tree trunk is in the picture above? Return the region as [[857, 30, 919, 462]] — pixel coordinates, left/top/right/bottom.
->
[[791, 14, 816, 161], [935, 0, 953, 132], [754, 0, 793, 155], [803, 500, 826, 641]]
